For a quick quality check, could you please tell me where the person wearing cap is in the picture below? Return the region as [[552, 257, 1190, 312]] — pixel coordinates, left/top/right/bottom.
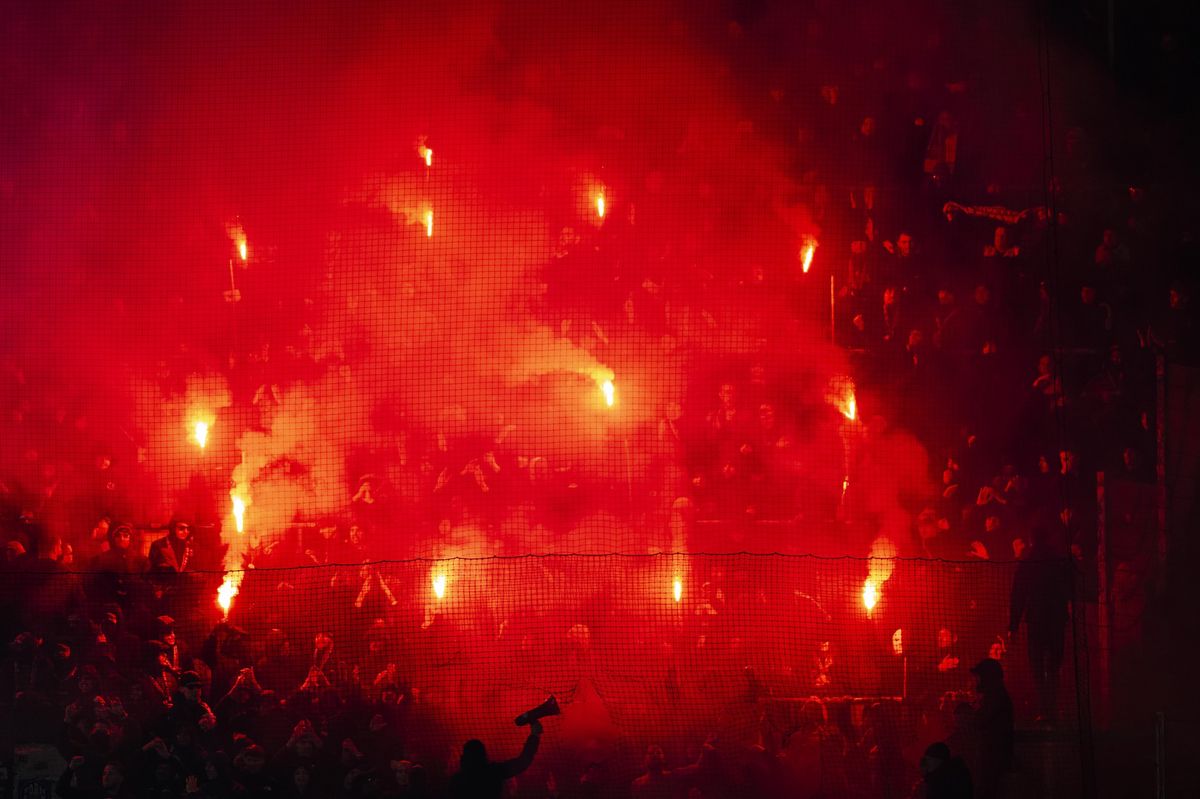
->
[[163, 670, 217, 738], [153, 615, 191, 673], [915, 742, 972, 798]]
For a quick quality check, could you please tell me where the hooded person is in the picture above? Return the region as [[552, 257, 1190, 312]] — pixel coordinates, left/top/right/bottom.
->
[[448, 719, 542, 799]]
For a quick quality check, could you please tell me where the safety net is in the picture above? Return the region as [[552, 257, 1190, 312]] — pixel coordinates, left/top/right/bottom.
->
[[0, 0, 1149, 796]]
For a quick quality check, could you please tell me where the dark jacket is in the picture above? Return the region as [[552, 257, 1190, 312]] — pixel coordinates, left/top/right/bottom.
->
[[447, 732, 540, 799]]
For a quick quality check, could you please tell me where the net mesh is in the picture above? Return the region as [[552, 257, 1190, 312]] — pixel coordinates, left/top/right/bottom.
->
[[0, 0, 1115, 796], [4, 554, 1089, 797]]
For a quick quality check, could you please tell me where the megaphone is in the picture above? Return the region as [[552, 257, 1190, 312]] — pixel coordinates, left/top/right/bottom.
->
[[515, 695, 560, 727]]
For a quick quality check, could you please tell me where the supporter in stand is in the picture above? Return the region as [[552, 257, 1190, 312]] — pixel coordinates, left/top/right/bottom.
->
[[448, 719, 543, 799]]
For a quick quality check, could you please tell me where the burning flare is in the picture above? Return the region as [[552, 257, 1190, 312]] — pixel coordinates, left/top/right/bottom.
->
[[217, 572, 242, 617], [828, 377, 857, 421], [673, 577, 683, 603], [862, 579, 878, 612], [238, 239, 248, 262], [193, 420, 210, 450], [801, 235, 818, 274], [862, 537, 897, 613], [432, 571, 447, 600], [596, 194, 606, 219], [419, 145, 432, 167], [231, 494, 246, 534], [601, 379, 615, 408], [425, 210, 433, 238]]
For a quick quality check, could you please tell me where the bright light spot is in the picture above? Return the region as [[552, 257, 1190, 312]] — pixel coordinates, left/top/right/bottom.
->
[[673, 578, 683, 603], [801, 235, 818, 274], [596, 194, 606, 219], [217, 573, 242, 617], [231, 495, 246, 534], [419, 146, 433, 167], [425, 210, 433, 238], [862, 580, 878, 612], [827, 377, 858, 421], [193, 420, 209, 450], [601, 379, 615, 408], [432, 572, 447, 600], [238, 239, 248, 262]]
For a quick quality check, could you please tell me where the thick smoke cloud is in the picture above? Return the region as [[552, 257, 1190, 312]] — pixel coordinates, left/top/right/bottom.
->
[[1, 0, 931, 562]]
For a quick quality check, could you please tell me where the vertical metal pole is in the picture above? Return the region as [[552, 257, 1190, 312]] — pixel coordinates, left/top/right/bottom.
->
[[1107, 0, 1116, 72], [1095, 471, 1109, 728], [1155, 711, 1166, 799], [1156, 354, 1167, 593], [830, 273, 836, 344]]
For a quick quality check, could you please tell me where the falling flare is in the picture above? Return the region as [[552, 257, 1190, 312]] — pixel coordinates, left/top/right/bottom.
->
[[601, 379, 615, 408], [419, 145, 432, 167], [238, 239, 248, 262], [673, 578, 683, 603], [217, 572, 242, 617], [425, 210, 433, 238], [231, 494, 246, 534], [432, 572, 447, 600], [862, 579, 878, 612], [801, 235, 818, 274], [845, 394, 857, 421], [596, 194, 606, 219], [193, 420, 210, 450]]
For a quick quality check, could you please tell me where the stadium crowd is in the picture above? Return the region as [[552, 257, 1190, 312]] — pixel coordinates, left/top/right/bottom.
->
[[1, 3, 1196, 798]]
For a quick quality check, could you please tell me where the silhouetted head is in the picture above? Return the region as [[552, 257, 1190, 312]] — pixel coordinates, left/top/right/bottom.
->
[[920, 742, 950, 777], [461, 739, 487, 770], [971, 658, 1005, 693], [644, 745, 666, 773]]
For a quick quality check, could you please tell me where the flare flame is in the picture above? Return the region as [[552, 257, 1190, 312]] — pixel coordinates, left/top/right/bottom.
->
[[193, 420, 210, 450]]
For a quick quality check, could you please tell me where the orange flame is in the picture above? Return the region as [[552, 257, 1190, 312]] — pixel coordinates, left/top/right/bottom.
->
[[862, 537, 896, 613], [432, 571, 447, 600], [193, 420, 210, 450], [601, 379, 615, 408], [862, 579, 878, 612], [596, 194, 606, 219], [238, 239, 248, 262], [217, 572, 242, 617], [801, 235, 818, 274], [424, 210, 433, 238], [419, 145, 432, 167], [231, 494, 246, 534], [828, 377, 857, 421], [673, 577, 683, 603]]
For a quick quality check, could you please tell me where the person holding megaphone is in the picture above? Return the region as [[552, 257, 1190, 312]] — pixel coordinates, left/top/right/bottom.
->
[[448, 695, 559, 798]]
